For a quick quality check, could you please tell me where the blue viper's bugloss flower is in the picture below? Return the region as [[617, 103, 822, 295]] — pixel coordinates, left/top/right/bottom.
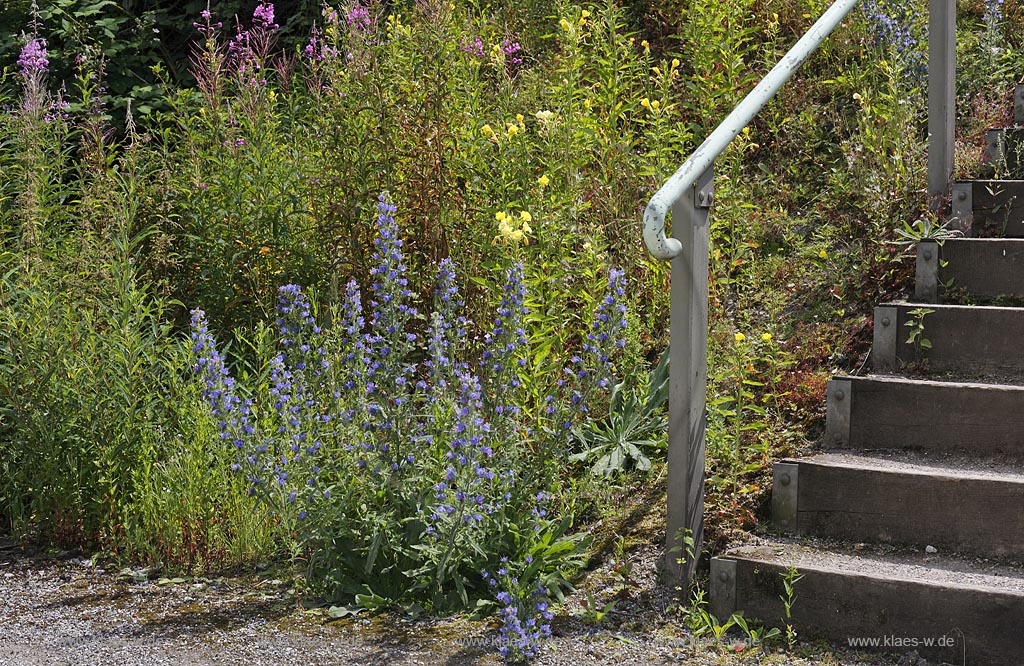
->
[[481, 262, 529, 422], [428, 370, 499, 534], [481, 567, 553, 660], [187, 194, 626, 612], [190, 308, 263, 486], [365, 194, 417, 365], [984, 0, 1005, 30], [427, 258, 468, 389], [357, 194, 420, 472], [860, 0, 927, 83], [270, 284, 328, 491], [558, 267, 629, 429]]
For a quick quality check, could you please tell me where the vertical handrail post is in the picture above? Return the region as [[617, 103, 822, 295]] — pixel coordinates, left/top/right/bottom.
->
[[664, 166, 713, 582], [928, 0, 956, 212]]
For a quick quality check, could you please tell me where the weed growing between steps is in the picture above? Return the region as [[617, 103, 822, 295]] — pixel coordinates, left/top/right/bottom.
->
[[673, 537, 805, 656]]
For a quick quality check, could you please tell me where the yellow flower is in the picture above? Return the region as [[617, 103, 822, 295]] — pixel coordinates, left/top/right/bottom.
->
[[651, 100, 661, 110], [519, 211, 532, 222], [734, 332, 746, 342], [671, 58, 680, 69], [581, 9, 591, 18], [559, 17, 572, 31], [761, 333, 772, 342], [742, 126, 750, 136], [522, 222, 532, 235], [495, 211, 507, 222], [510, 229, 524, 242], [641, 39, 650, 55], [507, 123, 519, 136], [535, 109, 555, 123], [537, 174, 550, 188], [515, 113, 524, 124], [818, 249, 828, 259], [640, 98, 651, 108], [482, 124, 494, 136]]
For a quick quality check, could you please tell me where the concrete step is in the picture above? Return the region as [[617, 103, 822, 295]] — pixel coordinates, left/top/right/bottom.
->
[[916, 238, 1024, 303], [872, 302, 1024, 376], [772, 452, 1024, 559], [825, 375, 1024, 457], [950, 179, 1024, 236], [710, 539, 1024, 665]]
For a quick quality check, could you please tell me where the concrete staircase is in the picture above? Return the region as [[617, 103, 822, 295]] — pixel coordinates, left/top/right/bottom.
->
[[709, 90, 1024, 665]]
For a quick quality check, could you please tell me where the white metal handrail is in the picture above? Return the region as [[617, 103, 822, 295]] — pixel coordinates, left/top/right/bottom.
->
[[643, 0, 859, 260], [653, 0, 957, 582]]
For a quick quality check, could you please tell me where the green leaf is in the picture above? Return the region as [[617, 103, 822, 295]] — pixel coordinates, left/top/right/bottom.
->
[[327, 605, 362, 619]]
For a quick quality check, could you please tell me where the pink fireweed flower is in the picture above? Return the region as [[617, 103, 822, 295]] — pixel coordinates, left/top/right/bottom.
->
[[252, 2, 278, 29], [17, 37, 48, 76], [461, 36, 484, 58], [501, 39, 522, 66], [348, 3, 372, 31]]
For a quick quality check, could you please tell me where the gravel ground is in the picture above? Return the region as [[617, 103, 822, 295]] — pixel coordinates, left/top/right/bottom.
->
[[0, 540, 933, 666]]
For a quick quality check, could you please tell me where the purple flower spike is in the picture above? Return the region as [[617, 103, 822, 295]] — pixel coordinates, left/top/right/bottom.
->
[[17, 37, 48, 76]]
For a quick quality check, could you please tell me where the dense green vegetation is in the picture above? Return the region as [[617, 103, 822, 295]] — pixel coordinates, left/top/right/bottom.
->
[[1, 0, 1022, 658]]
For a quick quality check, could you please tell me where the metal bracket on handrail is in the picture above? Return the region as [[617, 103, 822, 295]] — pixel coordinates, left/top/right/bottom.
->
[[643, 0, 860, 261]]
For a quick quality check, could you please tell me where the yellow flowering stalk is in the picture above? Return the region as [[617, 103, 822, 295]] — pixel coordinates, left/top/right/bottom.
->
[[493, 210, 533, 246]]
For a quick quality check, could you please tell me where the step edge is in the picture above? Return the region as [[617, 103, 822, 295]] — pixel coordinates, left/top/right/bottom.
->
[[882, 301, 1024, 313], [837, 374, 1024, 391], [780, 455, 1024, 482], [718, 549, 1024, 597]]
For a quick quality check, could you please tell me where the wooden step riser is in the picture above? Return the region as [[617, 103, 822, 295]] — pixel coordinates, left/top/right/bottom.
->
[[773, 461, 1024, 559], [951, 179, 1024, 237], [711, 556, 1023, 666], [1017, 83, 1024, 125], [916, 239, 1024, 303], [872, 303, 1024, 376], [825, 377, 1024, 457], [983, 131, 1024, 183]]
